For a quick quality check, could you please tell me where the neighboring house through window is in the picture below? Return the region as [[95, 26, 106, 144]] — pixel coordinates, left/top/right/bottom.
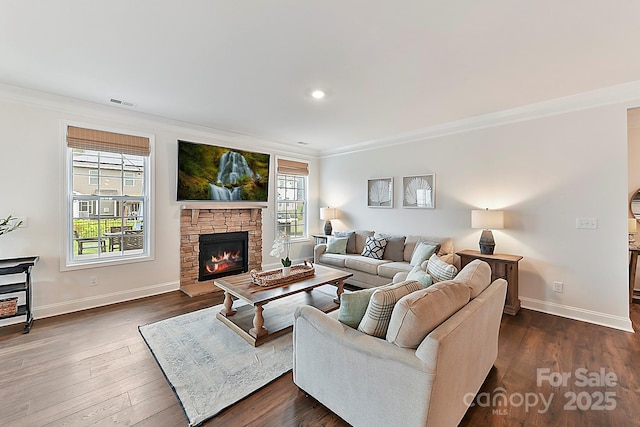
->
[[65, 125, 152, 266], [276, 158, 309, 239]]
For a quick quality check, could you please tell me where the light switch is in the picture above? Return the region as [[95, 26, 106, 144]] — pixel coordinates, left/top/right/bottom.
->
[[576, 218, 597, 229]]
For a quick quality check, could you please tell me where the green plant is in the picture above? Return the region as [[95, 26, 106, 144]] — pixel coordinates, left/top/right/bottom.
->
[[0, 215, 23, 236]]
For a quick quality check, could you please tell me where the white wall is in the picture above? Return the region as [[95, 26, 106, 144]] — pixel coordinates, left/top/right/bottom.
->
[[0, 85, 319, 323], [320, 102, 635, 331]]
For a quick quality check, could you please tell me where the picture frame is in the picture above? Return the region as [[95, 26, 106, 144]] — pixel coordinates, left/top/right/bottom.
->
[[402, 174, 435, 208], [367, 177, 393, 208]]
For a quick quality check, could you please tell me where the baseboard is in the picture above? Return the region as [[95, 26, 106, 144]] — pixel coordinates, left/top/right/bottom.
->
[[520, 297, 634, 333], [31, 281, 179, 320]]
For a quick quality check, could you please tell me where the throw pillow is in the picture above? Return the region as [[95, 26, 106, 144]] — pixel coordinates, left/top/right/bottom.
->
[[361, 235, 388, 260], [334, 231, 356, 254], [325, 236, 348, 254], [406, 264, 432, 288], [409, 242, 438, 267], [453, 259, 492, 299], [337, 286, 388, 328], [427, 253, 458, 283], [357, 280, 423, 338], [376, 233, 406, 262], [386, 281, 471, 348]]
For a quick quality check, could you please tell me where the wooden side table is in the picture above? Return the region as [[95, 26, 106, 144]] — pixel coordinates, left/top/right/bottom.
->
[[629, 246, 640, 303], [456, 250, 523, 315]]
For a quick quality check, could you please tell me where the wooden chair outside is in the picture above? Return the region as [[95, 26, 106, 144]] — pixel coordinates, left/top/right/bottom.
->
[[109, 226, 132, 251], [74, 230, 106, 255], [122, 230, 143, 250]]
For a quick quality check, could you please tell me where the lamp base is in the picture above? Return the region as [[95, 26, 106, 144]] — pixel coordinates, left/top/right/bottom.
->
[[479, 229, 495, 255], [324, 220, 333, 236]]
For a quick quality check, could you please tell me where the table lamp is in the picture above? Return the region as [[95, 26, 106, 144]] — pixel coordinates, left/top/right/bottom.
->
[[471, 208, 504, 255], [629, 218, 637, 245], [320, 207, 337, 235]]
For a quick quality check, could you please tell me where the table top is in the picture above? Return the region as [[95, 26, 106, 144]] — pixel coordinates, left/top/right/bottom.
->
[[0, 256, 39, 274], [456, 249, 523, 262], [214, 264, 352, 306]]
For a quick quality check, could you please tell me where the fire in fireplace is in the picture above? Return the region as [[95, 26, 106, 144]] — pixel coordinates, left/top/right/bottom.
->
[[198, 231, 249, 281]]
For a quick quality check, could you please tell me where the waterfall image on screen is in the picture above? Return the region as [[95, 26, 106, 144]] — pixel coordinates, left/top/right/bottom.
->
[[177, 140, 270, 202]]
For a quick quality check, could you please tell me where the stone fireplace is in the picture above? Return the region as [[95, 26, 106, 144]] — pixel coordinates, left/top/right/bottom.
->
[[180, 205, 263, 296]]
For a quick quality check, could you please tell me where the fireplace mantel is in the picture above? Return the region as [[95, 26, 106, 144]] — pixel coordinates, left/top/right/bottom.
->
[[181, 203, 267, 225]]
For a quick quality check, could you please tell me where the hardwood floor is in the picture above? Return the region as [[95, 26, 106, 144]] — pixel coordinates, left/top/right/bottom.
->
[[0, 292, 638, 427]]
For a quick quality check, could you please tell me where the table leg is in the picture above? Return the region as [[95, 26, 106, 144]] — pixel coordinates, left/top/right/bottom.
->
[[249, 305, 268, 338], [220, 291, 236, 317], [630, 251, 638, 304], [333, 279, 345, 304]]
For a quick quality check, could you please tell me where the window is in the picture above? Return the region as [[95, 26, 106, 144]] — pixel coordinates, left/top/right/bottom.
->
[[276, 158, 308, 239], [65, 125, 151, 266]]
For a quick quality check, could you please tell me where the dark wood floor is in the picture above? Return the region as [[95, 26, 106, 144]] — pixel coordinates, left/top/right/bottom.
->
[[0, 292, 638, 427]]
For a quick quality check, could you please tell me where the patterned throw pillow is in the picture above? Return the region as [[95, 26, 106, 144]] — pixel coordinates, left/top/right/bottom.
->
[[361, 235, 388, 260], [426, 254, 458, 283], [357, 280, 423, 338]]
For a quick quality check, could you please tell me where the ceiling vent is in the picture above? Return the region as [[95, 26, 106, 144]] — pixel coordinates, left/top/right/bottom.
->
[[109, 98, 135, 108]]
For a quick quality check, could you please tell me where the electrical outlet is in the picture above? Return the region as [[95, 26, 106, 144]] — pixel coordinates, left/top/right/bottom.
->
[[576, 218, 597, 229], [89, 276, 98, 286], [553, 281, 563, 293]]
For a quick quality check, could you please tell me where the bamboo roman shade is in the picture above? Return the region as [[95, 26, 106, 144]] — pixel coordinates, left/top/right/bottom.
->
[[67, 126, 150, 156], [277, 158, 309, 176]]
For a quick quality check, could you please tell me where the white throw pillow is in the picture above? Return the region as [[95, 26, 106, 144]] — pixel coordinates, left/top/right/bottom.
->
[[426, 254, 458, 283]]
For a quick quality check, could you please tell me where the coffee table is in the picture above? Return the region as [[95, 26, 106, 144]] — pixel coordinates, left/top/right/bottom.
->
[[214, 264, 352, 346]]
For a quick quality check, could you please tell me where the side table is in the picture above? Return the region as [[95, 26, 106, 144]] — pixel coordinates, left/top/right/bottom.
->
[[312, 234, 329, 246], [0, 256, 39, 333], [629, 246, 640, 303], [456, 250, 523, 315]]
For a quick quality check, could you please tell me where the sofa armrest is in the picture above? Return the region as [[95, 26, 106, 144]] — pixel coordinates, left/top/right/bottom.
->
[[313, 243, 327, 263], [393, 272, 409, 283]]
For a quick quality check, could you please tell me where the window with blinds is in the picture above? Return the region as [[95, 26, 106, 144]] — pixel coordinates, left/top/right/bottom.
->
[[65, 125, 151, 265], [276, 158, 308, 239]]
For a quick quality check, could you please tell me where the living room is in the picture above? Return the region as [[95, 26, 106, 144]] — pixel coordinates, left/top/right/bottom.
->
[[1, 1, 639, 426]]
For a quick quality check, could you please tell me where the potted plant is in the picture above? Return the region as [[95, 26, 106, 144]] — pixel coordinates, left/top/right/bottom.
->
[[270, 232, 292, 276]]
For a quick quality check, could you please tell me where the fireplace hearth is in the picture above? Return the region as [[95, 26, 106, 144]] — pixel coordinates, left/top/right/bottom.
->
[[198, 231, 249, 281]]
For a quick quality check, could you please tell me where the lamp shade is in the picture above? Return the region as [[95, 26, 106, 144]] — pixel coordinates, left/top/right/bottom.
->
[[471, 209, 504, 230], [320, 207, 337, 220], [630, 218, 638, 233]]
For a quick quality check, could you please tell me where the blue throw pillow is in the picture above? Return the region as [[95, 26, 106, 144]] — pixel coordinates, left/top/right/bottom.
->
[[409, 242, 438, 266], [406, 264, 433, 288], [326, 236, 348, 254], [338, 288, 378, 328]]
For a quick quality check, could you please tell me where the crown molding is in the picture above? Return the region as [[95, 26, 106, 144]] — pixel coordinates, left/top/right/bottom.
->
[[321, 80, 640, 158]]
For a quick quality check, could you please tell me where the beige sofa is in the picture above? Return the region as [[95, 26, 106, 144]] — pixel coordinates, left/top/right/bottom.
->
[[313, 229, 456, 288], [293, 260, 507, 427]]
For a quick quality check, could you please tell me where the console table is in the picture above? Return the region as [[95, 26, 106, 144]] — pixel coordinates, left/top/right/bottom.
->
[[456, 250, 522, 315], [0, 256, 39, 333]]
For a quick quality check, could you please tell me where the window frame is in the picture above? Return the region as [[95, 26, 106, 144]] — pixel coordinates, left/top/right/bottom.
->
[[275, 158, 309, 241], [61, 122, 154, 270]]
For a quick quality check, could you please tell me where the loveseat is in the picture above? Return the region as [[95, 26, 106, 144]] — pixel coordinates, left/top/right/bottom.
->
[[293, 260, 507, 427], [313, 229, 456, 288]]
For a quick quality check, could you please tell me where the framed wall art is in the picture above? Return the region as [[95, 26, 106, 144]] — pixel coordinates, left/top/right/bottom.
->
[[402, 174, 435, 208], [367, 177, 393, 208]]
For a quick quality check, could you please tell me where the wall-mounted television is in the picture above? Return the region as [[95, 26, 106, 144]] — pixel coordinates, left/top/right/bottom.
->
[[177, 140, 270, 202]]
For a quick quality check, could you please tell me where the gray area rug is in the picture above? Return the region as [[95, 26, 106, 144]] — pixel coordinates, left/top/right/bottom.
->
[[139, 304, 293, 426]]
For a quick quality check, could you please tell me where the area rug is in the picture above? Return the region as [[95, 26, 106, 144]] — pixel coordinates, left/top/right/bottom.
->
[[138, 304, 293, 427]]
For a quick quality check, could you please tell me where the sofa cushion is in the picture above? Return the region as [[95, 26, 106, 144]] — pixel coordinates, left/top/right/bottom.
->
[[334, 231, 356, 254], [427, 254, 458, 283], [377, 261, 413, 279], [409, 242, 438, 267], [345, 255, 391, 275], [357, 280, 423, 338], [361, 235, 387, 260], [354, 230, 375, 254], [326, 236, 348, 254], [406, 264, 432, 288], [316, 252, 346, 268], [375, 233, 406, 261], [386, 281, 471, 348], [454, 259, 492, 299]]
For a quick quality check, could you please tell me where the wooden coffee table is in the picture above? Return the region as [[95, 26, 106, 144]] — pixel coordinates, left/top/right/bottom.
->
[[214, 264, 352, 346]]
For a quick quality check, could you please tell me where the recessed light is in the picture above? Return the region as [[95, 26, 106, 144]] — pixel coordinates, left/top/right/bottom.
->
[[310, 89, 326, 100]]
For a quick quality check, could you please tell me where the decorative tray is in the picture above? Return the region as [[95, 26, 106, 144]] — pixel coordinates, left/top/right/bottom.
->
[[250, 261, 315, 288]]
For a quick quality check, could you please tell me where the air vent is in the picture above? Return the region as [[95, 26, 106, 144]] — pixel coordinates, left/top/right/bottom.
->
[[109, 98, 135, 108]]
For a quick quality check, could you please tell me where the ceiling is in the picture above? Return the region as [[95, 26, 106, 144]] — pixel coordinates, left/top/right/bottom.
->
[[2, 1, 640, 155]]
